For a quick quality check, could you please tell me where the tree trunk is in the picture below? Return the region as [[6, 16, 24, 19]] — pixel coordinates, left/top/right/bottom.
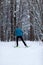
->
[[10, 0, 14, 41]]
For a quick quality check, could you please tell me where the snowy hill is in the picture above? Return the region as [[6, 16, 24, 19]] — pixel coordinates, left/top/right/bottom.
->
[[0, 41, 43, 65]]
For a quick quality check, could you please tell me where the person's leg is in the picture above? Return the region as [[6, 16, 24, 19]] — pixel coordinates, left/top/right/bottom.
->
[[20, 36, 28, 47], [16, 36, 18, 47]]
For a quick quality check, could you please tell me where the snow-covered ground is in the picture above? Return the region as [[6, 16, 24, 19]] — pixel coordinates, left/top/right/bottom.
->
[[0, 41, 43, 65]]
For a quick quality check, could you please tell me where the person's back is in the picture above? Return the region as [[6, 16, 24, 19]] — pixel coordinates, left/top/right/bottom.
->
[[15, 28, 23, 36]]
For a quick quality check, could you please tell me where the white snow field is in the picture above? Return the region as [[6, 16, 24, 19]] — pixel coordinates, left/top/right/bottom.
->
[[0, 41, 43, 65]]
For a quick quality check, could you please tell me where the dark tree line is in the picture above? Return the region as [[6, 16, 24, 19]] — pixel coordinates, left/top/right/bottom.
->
[[0, 0, 43, 41]]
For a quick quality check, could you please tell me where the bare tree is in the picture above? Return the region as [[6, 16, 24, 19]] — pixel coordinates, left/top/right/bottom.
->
[[0, 0, 5, 41]]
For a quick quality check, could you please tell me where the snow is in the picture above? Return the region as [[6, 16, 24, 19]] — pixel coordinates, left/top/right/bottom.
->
[[0, 41, 43, 65]]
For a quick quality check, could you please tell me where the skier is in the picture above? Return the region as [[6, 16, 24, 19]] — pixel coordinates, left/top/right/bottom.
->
[[14, 25, 28, 47]]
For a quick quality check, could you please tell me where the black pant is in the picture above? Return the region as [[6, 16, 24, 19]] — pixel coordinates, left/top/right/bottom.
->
[[16, 36, 27, 47]]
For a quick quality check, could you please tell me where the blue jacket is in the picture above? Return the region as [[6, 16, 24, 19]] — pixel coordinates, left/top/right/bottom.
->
[[15, 28, 23, 36]]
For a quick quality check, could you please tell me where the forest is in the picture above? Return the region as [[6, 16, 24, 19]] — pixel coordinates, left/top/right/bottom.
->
[[0, 0, 43, 41]]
